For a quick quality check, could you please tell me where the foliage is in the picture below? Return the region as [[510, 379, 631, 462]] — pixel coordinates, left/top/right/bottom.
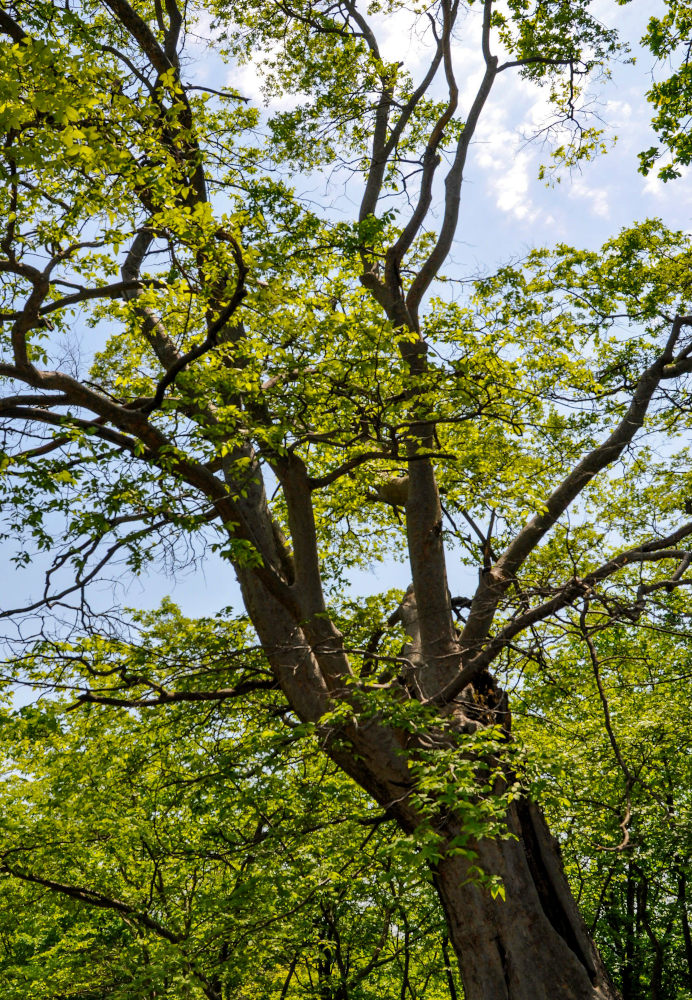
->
[[1, 1, 692, 998], [641, 0, 692, 178], [0, 606, 460, 1000]]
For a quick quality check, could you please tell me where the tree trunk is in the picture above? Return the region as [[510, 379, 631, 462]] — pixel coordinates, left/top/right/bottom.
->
[[246, 609, 620, 997], [234, 526, 619, 999], [322, 717, 622, 999], [434, 801, 620, 1000]]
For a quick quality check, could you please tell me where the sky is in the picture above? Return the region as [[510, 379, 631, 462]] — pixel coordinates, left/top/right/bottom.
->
[[4, 1, 692, 626], [223, 2, 690, 259]]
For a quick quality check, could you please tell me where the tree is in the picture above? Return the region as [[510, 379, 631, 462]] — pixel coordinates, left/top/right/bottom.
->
[[1, 1, 692, 997], [0, 605, 460, 1000], [518, 596, 692, 999]]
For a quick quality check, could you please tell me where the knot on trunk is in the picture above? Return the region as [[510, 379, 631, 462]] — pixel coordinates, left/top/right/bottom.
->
[[373, 474, 409, 507]]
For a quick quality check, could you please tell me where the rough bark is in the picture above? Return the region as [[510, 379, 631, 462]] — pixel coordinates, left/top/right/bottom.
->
[[434, 802, 620, 1000]]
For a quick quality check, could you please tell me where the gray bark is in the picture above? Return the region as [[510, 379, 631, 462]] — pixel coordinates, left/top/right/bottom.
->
[[434, 802, 619, 1000]]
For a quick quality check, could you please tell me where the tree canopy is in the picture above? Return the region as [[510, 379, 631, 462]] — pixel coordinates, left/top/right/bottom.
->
[[1, 1, 692, 998]]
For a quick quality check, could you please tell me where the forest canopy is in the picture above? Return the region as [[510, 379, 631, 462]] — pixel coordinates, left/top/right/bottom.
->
[[1, 1, 692, 998]]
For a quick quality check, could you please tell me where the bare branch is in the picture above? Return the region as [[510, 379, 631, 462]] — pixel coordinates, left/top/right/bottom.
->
[[0, 405, 144, 454]]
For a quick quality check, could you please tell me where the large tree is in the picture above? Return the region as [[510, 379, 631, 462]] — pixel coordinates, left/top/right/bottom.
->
[[1, 1, 692, 997]]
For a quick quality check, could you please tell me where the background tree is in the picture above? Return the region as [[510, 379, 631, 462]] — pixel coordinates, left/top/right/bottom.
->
[[0, 604, 461, 1000], [1, 1, 692, 998]]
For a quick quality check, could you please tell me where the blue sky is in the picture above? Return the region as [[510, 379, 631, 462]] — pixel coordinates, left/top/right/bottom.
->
[[4, 2, 691, 624]]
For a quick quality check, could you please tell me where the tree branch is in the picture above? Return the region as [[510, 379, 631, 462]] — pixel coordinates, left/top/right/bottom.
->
[[433, 522, 692, 702], [0, 8, 27, 43], [459, 316, 691, 659], [101, 0, 173, 75], [405, 0, 498, 320], [0, 855, 183, 943], [69, 677, 278, 709]]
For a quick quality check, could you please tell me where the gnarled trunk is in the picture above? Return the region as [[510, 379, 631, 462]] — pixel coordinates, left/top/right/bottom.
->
[[434, 801, 620, 1000]]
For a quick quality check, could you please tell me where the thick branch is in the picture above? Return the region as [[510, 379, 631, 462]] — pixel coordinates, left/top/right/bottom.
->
[[101, 0, 173, 74], [460, 318, 689, 658], [121, 229, 183, 369], [0, 7, 27, 42], [385, 1, 460, 283], [0, 856, 183, 943], [406, 0, 498, 319]]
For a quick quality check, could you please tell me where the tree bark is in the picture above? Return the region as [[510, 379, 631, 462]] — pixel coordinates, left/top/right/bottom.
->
[[221, 454, 620, 999], [433, 802, 620, 1000]]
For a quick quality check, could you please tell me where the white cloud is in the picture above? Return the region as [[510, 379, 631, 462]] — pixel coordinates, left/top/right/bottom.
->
[[602, 98, 634, 126], [569, 178, 610, 218], [377, 8, 430, 71], [184, 9, 224, 57], [471, 99, 542, 222], [642, 169, 667, 200], [641, 162, 692, 213], [492, 150, 539, 221]]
